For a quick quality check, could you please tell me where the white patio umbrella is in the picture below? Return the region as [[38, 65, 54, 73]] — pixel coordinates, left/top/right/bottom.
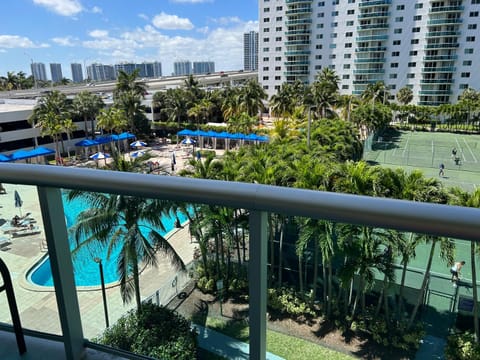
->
[[130, 150, 145, 158], [181, 138, 196, 145], [89, 152, 111, 160]]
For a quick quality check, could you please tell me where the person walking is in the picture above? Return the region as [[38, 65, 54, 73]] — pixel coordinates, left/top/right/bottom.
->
[[439, 163, 445, 177], [450, 261, 465, 287]]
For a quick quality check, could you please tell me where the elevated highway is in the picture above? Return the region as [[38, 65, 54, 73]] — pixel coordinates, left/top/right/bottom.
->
[[0, 71, 258, 99]]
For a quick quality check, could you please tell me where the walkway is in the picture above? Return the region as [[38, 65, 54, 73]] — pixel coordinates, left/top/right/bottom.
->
[[194, 324, 284, 360]]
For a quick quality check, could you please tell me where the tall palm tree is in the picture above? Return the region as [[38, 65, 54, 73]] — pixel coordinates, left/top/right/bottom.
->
[[72, 91, 105, 138], [67, 191, 185, 311], [237, 79, 267, 117]]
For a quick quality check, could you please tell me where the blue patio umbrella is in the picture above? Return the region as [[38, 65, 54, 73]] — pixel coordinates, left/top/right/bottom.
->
[[177, 129, 195, 136], [89, 152, 111, 160], [130, 150, 145, 158], [0, 154, 11, 162], [130, 140, 147, 148], [14, 190, 23, 216]]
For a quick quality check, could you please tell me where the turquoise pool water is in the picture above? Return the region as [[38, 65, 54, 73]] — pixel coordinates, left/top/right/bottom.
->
[[28, 193, 188, 287]]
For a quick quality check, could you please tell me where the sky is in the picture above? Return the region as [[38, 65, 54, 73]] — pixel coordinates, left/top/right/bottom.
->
[[0, 0, 258, 79]]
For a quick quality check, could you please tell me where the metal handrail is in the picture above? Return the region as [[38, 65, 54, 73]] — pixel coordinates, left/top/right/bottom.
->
[[1, 163, 480, 241]]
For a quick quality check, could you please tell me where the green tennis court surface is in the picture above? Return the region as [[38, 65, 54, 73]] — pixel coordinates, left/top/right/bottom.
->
[[364, 129, 480, 192]]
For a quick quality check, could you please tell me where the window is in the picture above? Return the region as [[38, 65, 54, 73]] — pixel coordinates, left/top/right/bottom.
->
[[409, 50, 418, 56], [315, 65, 322, 70], [342, 74, 350, 79], [463, 60, 472, 66], [345, 43, 352, 48], [397, 5, 405, 10], [391, 63, 399, 68], [263, 47, 269, 52], [393, 40, 401, 45], [263, 18, 270, 22], [392, 51, 400, 56], [412, 27, 420, 33], [275, 27, 282, 31], [407, 74, 415, 79], [263, 57, 269, 61], [263, 28, 270, 32], [346, 20, 354, 26], [318, 1, 325, 5], [461, 72, 471, 78], [411, 39, 419, 44], [316, 34, 323, 39], [276, 6, 282, 11], [460, 84, 469, 89], [467, 36, 476, 42], [275, 66, 281, 71], [275, 46, 282, 51], [346, 31, 353, 37], [472, 0, 480, 4], [332, 11, 339, 16], [343, 64, 350, 69], [394, 28, 402, 34], [344, 53, 351, 59], [331, 33, 338, 38], [317, 23, 324, 29], [332, 0, 339, 4], [465, 48, 474, 54], [275, 76, 281, 80], [347, 9, 354, 15], [263, 85, 269, 90], [389, 84, 397, 90], [468, 24, 477, 29], [318, 12, 324, 17], [395, 17, 403, 22], [415, 3, 423, 9], [408, 62, 416, 67], [263, 38, 270, 42], [275, 37, 282, 41], [262, 76, 269, 80], [263, 66, 269, 71], [332, 22, 338, 27], [342, 85, 349, 90], [330, 44, 337, 48], [389, 74, 397, 79], [316, 44, 323, 49], [470, 11, 479, 17], [276, 16, 282, 21], [414, 15, 422, 21], [348, 0, 355, 3], [315, 55, 322, 59], [329, 54, 336, 59], [264, 7, 270, 12]]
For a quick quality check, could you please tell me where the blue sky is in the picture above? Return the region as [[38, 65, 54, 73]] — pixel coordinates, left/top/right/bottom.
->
[[0, 0, 258, 79]]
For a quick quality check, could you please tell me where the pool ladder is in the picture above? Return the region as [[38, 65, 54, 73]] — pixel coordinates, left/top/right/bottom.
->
[[0, 257, 26, 355]]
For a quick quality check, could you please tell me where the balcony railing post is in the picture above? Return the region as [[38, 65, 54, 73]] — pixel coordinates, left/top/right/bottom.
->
[[249, 211, 267, 360], [37, 186, 85, 360]]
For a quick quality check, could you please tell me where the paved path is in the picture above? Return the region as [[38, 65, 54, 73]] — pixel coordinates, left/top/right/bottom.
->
[[0, 183, 196, 339]]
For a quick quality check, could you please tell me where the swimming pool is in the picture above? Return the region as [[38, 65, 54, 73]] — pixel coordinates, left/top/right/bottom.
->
[[28, 193, 188, 287]]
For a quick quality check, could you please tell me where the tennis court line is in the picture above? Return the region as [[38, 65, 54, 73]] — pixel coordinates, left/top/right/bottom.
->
[[455, 138, 466, 161], [402, 133, 410, 158], [462, 138, 478, 163]]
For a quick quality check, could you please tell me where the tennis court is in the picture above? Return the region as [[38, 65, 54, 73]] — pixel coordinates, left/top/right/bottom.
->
[[364, 130, 480, 191]]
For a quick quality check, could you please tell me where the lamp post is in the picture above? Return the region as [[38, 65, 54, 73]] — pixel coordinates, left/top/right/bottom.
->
[[94, 257, 109, 328]]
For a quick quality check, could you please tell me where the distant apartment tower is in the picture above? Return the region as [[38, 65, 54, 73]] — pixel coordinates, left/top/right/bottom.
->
[[50, 63, 63, 83], [244, 31, 258, 71], [259, 0, 480, 105], [114, 62, 162, 78], [71, 63, 84, 83], [30, 62, 47, 82], [174, 61, 192, 76], [193, 61, 215, 75], [86, 63, 115, 82]]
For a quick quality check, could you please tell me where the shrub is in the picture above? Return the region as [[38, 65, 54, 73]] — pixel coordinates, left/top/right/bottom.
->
[[95, 302, 197, 360], [267, 287, 316, 318], [445, 332, 480, 360]]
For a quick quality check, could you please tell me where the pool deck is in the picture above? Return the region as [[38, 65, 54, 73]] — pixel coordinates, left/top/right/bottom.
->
[[0, 182, 197, 339]]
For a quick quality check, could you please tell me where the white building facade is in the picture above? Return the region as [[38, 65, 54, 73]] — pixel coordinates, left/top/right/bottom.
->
[[259, 0, 480, 105]]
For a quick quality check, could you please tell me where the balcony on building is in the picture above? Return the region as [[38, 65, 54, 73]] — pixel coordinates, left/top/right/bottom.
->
[[358, 0, 392, 8], [429, 5, 464, 13]]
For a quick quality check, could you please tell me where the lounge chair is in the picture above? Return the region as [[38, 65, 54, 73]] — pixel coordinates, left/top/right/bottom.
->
[[10, 226, 41, 238]]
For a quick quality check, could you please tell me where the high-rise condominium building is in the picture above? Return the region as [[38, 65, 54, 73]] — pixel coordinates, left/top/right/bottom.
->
[[193, 61, 215, 75], [30, 62, 47, 82], [86, 63, 115, 82], [114, 62, 162, 78], [71, 63, 84, 83], [174, 61, 192, 76], [244, 31, 259, 71], [50, 63, 63, 83], [259, 0, 480, 105]]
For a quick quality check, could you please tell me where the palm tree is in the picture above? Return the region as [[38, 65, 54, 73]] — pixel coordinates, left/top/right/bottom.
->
[[72, 91, 105, 138], [396, 87, 414, 106], [67, 191, 185, 311], [114, 69, 148, 99], [237, 79, 267, 117]]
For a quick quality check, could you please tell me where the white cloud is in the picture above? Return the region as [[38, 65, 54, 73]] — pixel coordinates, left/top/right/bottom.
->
[[170, 0, 212, 3], [210, 16, 242, 25], [52, 36, 77, 46], [91, 6, 102, 14], [32, 0, 83, 16], [138, 13, 149, 21], [0, 35, 47, 48], [89, 30, 109, 38], [152, 12, 194, 30]]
